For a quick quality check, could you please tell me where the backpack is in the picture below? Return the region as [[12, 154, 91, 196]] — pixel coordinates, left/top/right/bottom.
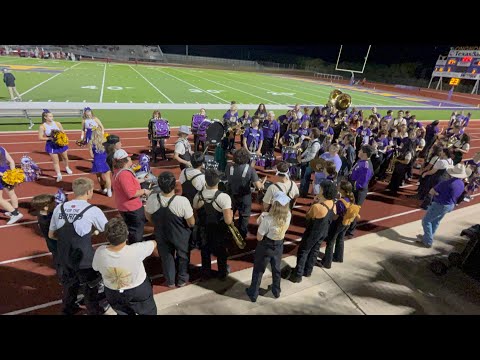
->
[[338, 198, 361, 226], [191, 114, 205, 133], [152, 119, 170, 138]]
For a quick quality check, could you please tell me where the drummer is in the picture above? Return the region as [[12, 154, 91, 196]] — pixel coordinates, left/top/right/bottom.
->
[[226, 148, 264, 239], [261, 111, 280, 169], [242, 117, 263, 167]]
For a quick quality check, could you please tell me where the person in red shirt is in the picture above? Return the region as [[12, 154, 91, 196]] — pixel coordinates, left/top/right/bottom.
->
[[112, 149, 151, 244]]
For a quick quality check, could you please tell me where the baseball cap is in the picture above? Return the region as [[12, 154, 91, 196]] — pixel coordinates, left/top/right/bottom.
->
[[272, 191, 291, 206], [113, 149, 132, 160], [178, 125, 192, 135]]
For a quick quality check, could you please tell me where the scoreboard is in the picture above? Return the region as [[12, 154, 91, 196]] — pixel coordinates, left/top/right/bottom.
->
[[432, 49, 480, 80]]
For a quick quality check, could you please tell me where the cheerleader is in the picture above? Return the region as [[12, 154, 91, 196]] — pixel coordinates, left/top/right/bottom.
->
[[0, 146, 24, 224], [245, 191, 292, 302], [38, 109, 72, 182], [89, 127, 112, 197], [81, 107, 104, 144]]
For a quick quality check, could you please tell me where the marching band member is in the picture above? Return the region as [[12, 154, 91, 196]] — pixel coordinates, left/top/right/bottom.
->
[[103, 134, 122, 172], [173, 125, 194, 170], [223, 103, 239, 151], [193, 168, 233, 280], [89, 127, 112, 197], [80, 107, 104, 144], [243, 117, 263, 166], [262, 161, 299, 211], [299, 128, 322, 197], [38, 109, 72, 182], [245, 191, 292, 302], [191, 108, 206, 151], [238, 110, 252, 146], [451, 133, 470, 165], [180, 152, 206, 204], [145, 172, 195, 288], [226, 148, 264, 239], [289, 180, 337, 283], [254, 103, 268, 124], [386, 139, 415, 196], [0, 146, 23, 224], [48, 178, 109, 315], [261, 111, 280, 169], [345, 145, 374, 237], [320, 180, 358, 269]]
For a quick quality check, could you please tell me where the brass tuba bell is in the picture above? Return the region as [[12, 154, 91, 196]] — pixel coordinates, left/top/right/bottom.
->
[[328, 89, 352, 111], [335, 93, 352, 111], [329, 89, 343, 107]]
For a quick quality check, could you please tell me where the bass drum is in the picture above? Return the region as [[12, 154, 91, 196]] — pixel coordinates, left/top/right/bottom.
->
[[206, 121, 225, 146]]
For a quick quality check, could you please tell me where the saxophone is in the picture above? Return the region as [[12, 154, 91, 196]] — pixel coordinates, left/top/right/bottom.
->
[[386, 149, 397, 175], [228, 223, 246, 249]]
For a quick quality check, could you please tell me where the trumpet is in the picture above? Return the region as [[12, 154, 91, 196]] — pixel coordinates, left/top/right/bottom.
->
[[228, 223, 246, 249]]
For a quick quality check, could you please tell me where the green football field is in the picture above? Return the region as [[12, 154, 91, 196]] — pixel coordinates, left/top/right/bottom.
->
[[0, 55, 477, 131]]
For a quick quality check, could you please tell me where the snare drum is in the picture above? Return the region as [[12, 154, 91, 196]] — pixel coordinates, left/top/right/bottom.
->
[[282, 146, 297, 162]]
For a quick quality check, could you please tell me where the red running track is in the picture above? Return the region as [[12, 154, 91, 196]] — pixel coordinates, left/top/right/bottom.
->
[[0, 121, 479, 315]]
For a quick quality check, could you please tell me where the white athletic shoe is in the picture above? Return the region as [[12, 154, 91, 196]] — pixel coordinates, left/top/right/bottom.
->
[[102, 188, 108, 194], [4, 212, 11, 217], [7, 213, 23, 225], [65, 167, 73, 175], [56, 174, 63, 182], [107, 189, 112, 197]]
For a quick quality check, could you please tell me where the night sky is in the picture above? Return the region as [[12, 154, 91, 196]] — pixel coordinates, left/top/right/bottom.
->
[[161, 45, 454, 67]]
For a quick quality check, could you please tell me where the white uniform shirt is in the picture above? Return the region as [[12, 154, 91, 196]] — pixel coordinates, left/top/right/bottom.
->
[[145, 194, 194, 219], [262, 181, 299, 205], [179, 168, 206, 191], [257, 212, 292, 241], [49, 200, 108, 236], [193, 188, 232, 212]]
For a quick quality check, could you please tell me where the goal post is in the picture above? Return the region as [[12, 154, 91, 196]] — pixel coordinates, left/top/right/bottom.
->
[[335, 45, 371, 84]]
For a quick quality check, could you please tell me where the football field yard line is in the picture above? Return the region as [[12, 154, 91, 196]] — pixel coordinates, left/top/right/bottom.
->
[[205, 70, 316, 104], [262, 75, 397, 106], [19, 62, 81, 97], [269, 76, 418, 107], [99, 63, 107, 102], [128, 65, 174, 103], [154, 68, 229, 104], [172, 67, 282, 104]]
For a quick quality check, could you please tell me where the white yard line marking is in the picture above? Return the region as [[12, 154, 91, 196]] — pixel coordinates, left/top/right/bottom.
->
[[128, 65, 174, 103], [19, 63, 81, 97], [99, 63, 107, 103], [154, 68, 229, 103], [172, 67, 282, 104]]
